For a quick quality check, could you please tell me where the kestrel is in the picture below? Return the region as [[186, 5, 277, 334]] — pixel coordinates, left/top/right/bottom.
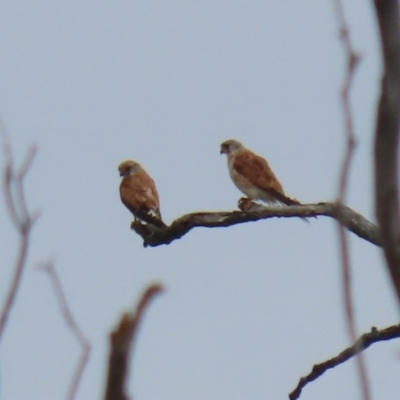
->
[[220, 139, 302, 207], [118, 160, 166, 228]]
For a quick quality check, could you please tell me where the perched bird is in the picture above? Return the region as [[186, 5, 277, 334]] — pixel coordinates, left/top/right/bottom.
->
[[118, 160, 166, 228], [220, 139, 302, 207]]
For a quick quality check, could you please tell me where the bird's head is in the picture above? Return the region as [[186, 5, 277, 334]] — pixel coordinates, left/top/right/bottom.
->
[[118, 160, 141, 177], [220, 139, 244, 155]]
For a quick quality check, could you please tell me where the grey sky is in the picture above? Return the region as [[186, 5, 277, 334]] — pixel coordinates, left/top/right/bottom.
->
[[0, 1, 397, 399]]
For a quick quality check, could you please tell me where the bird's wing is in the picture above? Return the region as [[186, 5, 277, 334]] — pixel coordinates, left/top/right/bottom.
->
[[120, 172, 166, 227], [131, 171, 160, 209], [233, 150, 283, 192], [233, 150, 300, 206]]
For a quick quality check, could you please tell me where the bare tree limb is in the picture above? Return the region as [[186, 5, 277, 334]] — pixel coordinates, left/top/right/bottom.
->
[[129, 202, 381, 248], [38, 262, 90, 400], [104, 284, 164, 400], [0, 123, 39, 339], [289, 323, 400, 400], [332, 1, 370, 399], [373, 0, 400, 306]]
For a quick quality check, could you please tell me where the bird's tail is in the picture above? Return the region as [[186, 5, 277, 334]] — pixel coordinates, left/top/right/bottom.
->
[[268, 189, 315, 224]]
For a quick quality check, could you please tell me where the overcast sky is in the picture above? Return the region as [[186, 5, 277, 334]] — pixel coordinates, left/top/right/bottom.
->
[[0, 1, 398, 400]]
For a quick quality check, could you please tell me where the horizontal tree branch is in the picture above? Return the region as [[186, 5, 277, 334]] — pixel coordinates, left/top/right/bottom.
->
[[289, 323, 400, 400], [130, 201, 381, 248]]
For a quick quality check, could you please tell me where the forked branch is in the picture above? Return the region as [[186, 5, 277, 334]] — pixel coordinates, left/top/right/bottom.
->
[[38, 262, 90, 400], [0, 125, 39, 339]]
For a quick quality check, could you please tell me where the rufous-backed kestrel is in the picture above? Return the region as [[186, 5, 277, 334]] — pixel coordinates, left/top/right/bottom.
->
[[118, 160, 166, 228]]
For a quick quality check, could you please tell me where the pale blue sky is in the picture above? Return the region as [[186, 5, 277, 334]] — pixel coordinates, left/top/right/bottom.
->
[[0, 1, 397, 399]]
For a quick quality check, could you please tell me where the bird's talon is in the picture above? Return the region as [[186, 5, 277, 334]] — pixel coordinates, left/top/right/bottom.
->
[[238, 197, 257, 211], [130, 219, 143, 229]]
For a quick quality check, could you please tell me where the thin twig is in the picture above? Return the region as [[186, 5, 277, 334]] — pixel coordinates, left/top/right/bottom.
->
[[373, 1, 400, 305], [0, 123, 39, 339], [332, 1, 370, 400], [16, 145, 38, 226], [1, 123, 19, 229], [104, 284, 164, 400], [38, 262, 90, 400], [129, 202, 381, 248], [289, 323, 400, 400]]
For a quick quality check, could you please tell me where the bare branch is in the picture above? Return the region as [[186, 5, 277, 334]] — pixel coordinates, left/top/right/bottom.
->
[[129, 202, 381, 248], [16, 145, 38, 227], [1, 126, 19, 229], [0, 125, 39, 339], [38, 262, 90, 400], [332, 1, 370, 399], [104, 284, 164, 400], [289, 323, 400, 400], [373, 0, 400, 305]]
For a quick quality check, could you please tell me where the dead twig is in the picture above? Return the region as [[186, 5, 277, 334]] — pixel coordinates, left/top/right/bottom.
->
[[104, 284, 164, 400], [289, 324, 400, 400], [129, 202, 381, 248], [373, 0, 400, 306], [0, 123, 39, 339], [38, 262, 90, 400], [332, 1, 370, 399]]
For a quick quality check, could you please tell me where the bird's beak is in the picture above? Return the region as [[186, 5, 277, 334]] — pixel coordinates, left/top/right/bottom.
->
[[119, 171, 123, 177], [220, 147, 224, 154]]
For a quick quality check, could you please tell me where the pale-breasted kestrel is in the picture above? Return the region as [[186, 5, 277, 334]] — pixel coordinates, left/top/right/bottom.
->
[[220, 139, 302, 207]]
